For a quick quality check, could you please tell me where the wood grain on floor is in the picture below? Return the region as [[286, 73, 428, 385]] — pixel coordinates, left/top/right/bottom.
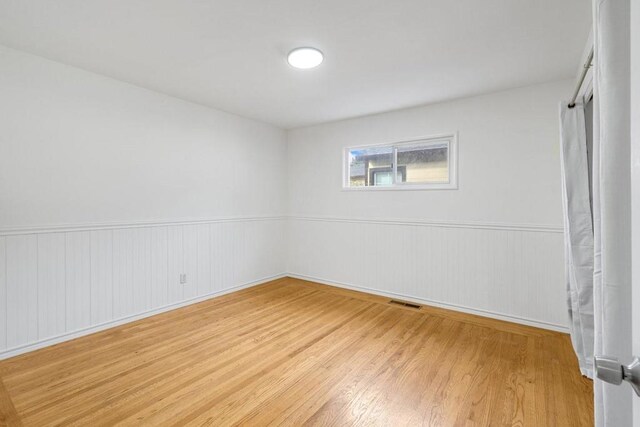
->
[[0, 277, 593, 426]]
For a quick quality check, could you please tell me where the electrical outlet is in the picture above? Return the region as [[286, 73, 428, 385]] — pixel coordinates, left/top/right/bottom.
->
[[180, 273, 187, 284]]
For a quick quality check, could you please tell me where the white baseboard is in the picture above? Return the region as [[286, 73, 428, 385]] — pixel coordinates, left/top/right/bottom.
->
[[0, 273, 286, 360], [286, 273, 569, 334]]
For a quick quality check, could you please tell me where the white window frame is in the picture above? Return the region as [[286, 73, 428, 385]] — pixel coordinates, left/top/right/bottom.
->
[[342, 133, 458, 191]]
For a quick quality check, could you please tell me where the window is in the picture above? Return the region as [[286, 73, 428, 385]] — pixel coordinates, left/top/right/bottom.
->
[[344, 135, 457, 190]]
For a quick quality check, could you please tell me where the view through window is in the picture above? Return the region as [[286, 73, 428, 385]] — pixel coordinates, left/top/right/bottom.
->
[[345, 136, 456, 189]]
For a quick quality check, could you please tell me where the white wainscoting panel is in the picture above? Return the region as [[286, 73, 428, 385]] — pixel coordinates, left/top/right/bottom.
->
[[287, 216, 567, 331], [90, 229, 115, 325], [0, 217, 286, 359], [6, 235, 38, 349], [0, 238, 6, 350], [0, 214, 566, 358]]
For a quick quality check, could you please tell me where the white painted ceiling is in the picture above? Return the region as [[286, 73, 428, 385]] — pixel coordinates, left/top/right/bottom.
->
[[0, 0, 591, 129]]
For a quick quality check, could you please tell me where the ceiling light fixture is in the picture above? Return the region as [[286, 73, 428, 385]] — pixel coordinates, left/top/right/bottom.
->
[[287, 47, 324, 69]]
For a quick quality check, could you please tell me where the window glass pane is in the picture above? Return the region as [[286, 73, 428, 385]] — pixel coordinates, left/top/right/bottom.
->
[[348, 146, 393, 187], [396, 143, 449, 184]]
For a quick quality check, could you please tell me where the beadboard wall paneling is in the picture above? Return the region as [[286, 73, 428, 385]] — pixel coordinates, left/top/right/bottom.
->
[[0, 238, 6, 350], [287, 217, 567, 331], [0, 217, 286, 359]]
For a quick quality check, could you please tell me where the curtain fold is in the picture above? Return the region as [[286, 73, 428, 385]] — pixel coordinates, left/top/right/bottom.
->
[[593, 0, 632, 425], [559, 103, 595, 379]]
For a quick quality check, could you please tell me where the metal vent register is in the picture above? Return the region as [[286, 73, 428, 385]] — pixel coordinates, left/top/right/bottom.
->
[[388, 299, 422, 310]]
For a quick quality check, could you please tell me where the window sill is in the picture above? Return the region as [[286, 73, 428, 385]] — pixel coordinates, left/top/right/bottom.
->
[[341, 183, 458, 191]]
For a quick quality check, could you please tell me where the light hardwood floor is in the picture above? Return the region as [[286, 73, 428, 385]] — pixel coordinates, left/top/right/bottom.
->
[[0, 277, 593, 426]]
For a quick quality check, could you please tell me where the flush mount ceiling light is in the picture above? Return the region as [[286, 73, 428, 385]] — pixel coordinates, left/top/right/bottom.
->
[[287, 47, 324, 69]]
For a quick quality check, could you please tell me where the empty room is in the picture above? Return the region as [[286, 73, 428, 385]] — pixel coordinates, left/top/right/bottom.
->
[[0, 1, 639, 426]]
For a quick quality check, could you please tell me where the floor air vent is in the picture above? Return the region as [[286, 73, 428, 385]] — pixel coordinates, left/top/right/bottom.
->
[[388, 299, 422, 309]]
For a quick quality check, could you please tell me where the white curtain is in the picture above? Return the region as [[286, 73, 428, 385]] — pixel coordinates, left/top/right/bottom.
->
[[559, 103, 595, 378], [593, 0, 633, 425]]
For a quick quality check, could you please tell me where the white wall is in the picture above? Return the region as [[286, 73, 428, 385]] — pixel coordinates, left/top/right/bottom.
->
[[0, 45, 286, 227], [0, 45, 287, 358], [287, 80, 573, 330], [288, 80, 569, 225]]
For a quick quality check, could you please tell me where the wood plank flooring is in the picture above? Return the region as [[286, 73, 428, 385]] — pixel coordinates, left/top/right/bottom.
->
[[0, 277, 593, 426]]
